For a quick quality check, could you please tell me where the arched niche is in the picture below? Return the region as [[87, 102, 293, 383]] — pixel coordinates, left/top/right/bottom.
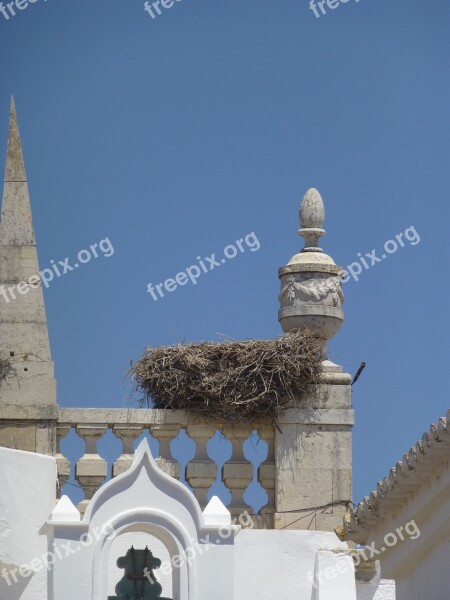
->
[[108, 531, 172, 598], [94, 509, 194, 600], [48, 440, 236, 600]]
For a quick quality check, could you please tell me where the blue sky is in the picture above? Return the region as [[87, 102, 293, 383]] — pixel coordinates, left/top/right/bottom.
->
[[0, 0, 449, 507]]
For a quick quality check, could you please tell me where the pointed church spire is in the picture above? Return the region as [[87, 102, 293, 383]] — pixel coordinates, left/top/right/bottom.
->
[[5, 97, 26, 183], [0, 97, 35, 245], [0, 99, 56, 422]]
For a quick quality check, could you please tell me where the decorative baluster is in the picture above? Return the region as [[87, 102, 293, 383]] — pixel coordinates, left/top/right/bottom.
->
[[258, 424, 276, 511], [222, 427, 254, 515], [151, 424, 181, 479], [55, 425, 71, 498], [186, 425, 217, 508], [112, 425, 144, 477], [75, 425, 108, 514]]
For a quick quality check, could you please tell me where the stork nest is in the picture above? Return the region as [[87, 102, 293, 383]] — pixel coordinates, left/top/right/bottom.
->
[[130, 330, 325, 422]]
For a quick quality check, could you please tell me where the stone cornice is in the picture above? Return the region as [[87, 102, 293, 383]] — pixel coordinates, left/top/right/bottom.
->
[[0, 403, 58, 420]]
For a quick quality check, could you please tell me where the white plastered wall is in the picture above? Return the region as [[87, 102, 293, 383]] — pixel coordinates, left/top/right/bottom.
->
[[0, 447, 56, 600], [0, 441, 396, 600]]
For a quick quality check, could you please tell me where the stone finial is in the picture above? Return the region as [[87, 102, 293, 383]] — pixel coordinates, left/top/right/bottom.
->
[[278, 188, 345, 340], [298, 188, 325, 251]]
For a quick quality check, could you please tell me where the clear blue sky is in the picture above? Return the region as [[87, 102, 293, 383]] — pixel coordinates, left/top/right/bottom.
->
[[1, 0, 449, 506]]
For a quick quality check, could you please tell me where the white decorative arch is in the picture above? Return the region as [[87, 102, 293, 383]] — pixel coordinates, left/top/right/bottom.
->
[[83, 438, 205, 532], [47, 438, 238, 600], [93, 508, 194, 599]]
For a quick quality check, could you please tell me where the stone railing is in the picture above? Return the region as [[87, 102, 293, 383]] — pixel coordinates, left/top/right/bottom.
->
[[0, 366, 353, 531], [56, 408, 275, 526]]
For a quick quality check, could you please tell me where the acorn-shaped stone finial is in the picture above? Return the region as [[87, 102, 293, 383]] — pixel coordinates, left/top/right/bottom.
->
[[298, 188, 325, 251], [278, 188, 345, 340]]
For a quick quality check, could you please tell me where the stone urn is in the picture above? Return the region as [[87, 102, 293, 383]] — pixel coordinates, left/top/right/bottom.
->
[[278, 188, 345, 340]]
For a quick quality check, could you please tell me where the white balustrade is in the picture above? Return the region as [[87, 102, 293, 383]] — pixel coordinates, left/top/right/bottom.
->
[[186, 424, 217, 507], [75, 424, 108, 514], [112, 425, 144, 476], [55, 425, 71, 497], [55, 409, 275, 522], [151, 424, 181, 479], [222, 426, 254, 515]]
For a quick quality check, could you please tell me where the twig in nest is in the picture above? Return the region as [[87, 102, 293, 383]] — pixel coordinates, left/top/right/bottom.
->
[[130, 330, 325, 423]]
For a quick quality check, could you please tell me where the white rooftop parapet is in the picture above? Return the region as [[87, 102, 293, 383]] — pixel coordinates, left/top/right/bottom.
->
[[49, 495, 81, 523], [311, 550, 357, 600], [0, 446, 56, 600], [46, 438, 240, 600]]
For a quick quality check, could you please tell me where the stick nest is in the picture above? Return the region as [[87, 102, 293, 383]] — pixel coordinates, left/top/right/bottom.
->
[[130, 330, 325, 422]]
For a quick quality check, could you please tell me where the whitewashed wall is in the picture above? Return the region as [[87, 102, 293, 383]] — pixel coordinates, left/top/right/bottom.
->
[[394, 535, 450, 600], [0, 443, 395, 600], [0, 447, 56, 600], [356, 444, 450, 600]]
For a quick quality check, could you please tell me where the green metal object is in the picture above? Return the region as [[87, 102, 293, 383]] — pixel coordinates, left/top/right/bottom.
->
[[110, 546, 172, 600]]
